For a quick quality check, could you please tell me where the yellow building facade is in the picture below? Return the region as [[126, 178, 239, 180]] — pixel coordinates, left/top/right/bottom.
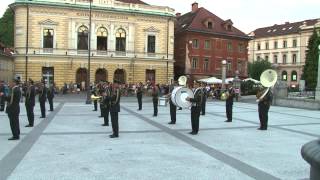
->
[[11, 0, 175, 88]]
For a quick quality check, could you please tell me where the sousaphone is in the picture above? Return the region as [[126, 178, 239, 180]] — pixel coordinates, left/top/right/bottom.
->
[[256, 69, 277, 102]]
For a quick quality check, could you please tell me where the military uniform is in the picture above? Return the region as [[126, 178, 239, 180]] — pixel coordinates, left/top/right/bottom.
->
[[25, 83, 36, 127], [136, 86, 143, 110], [108, 87, 120, 138], [201, 87, 207, 115], [0, 83, 5, 111], [188, 88, 203, 135], [225, 87, 235, 122], [47, 86, 54, 111], [258, 90, 273, 130], [92, 88, 98, 111], [102, 86, 111, 126], [39, 85, 47, 118], [168, 85, 176, 124], [152, 86, 159, 117], [6, 84, 21, 140]]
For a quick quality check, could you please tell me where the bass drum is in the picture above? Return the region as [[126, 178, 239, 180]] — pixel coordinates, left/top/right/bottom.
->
[[171, 87, 194, 108]]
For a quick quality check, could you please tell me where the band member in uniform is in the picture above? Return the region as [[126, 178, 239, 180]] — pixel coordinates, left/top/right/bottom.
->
[[136, 82, 143, 111], [25, 79, 36, 127], [92, 85, 98, 111], [257, 89, 273, 130], [152, 84, 159, 117], [225, 83, 235, 122], [186, 81, 203, 135], [5, 78, 21, 140], [47, 83, 55, 111], [98, 82, 104, 117], [38, 81, 47, 118], [0, 81, 5, 111], [108, 83, 120, 138], [201, 83, 207, 116], [168, 82, 177, 124], [102, 83, 111, 126]]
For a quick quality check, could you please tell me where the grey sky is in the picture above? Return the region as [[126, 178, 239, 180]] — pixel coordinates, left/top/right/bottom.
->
[[1, 0, 319, 33]]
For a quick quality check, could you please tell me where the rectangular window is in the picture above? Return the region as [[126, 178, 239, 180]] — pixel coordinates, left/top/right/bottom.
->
[[203, 58, 209, 71], [265, 55, 269, 61], [274, 41, 278, 49], [238, 43, 244, 52], [293, 39, 297, 47], [283, 40, 287, 48], [265, 42, 269, 50], [227, 61, 232, 71], [208, 22, 213, 29], [227, 42, 233, 51], [43, 29, 54, 49], [147, 35, 156, 53], [257, 43, 261, 50], [283, 54, 287, 64], [237, 61, 243, 73], [204, 40, 211, 49], [292, 54, 297, 64], [192, 39, 199, 49], [192, 57, 198, 69], [273, 55, 278, 64]]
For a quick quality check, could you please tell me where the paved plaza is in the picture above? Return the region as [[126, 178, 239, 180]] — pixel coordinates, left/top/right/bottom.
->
[[0, 96, 319, 180]]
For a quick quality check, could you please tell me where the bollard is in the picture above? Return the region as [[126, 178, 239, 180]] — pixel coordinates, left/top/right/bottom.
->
[[301, 139, 320, 180]]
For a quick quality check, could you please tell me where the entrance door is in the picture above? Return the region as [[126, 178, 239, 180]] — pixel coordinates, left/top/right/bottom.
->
[[146, 69, 155, 84], [42, 67, 54, 86], [76, 68, 87, 84], [95, 68, 107, 83], [113, 69, 126, 84]]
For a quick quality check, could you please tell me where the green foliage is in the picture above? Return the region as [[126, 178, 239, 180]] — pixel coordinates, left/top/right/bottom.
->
[[247, 59, 272, 81], [302, 29, 320, 90], [240, 80, 260, 95], [0, 8, 14, 47]]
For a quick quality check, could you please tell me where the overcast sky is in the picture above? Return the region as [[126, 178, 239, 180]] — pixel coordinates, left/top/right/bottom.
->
[[1, 0, 319, 33]]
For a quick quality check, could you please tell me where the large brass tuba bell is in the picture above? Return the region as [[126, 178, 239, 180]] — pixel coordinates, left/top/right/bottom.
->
[[256, 69, 277, 102]]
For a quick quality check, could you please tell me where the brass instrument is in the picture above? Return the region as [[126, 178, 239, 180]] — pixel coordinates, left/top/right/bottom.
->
[[256, 69, 277, 102], [91, 95, 102, 101]]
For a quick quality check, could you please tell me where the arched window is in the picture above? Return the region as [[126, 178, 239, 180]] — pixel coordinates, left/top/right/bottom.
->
[[78, 25, 89, 50], [115, 28, 126, 52], [282, 71, 287, 81], [97, 27, 108, 51], [291, 71, 297, 81]]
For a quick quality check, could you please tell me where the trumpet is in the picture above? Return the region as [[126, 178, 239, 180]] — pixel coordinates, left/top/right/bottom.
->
[[91, 95, 102, 100]]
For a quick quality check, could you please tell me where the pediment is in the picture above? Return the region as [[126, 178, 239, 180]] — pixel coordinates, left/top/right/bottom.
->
[[144, 26, 160, 33], [38, 19, 59, 26]]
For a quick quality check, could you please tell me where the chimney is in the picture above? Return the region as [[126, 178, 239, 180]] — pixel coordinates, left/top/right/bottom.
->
[[176, 12, 181, 17], [192, 2, 198, 12]]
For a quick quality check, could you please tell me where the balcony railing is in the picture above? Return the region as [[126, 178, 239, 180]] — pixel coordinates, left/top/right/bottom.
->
[[14, 47, 173, 60]]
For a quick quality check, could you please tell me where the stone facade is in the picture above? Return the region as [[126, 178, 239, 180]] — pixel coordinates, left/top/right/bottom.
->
[[11, 0, 175, 88], [0, 44, 14, 82], [248, 19, 320, 88]]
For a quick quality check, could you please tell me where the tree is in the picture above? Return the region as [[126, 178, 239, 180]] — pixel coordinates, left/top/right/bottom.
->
[[247, 59, 272, 81], [302, 29, 320, 90], [0, 8, 14, 47]]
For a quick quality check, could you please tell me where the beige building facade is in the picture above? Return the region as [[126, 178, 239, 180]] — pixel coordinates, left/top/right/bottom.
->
[[248, 19, 320, 88], [11, 0, 175, 88], [0, 45, 14, 82]]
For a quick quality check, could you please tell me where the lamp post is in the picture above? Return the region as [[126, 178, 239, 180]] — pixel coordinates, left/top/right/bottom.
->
[[221, 60, 227, 90], [85, 0, 92, 104], [315, 45, 320, 101]]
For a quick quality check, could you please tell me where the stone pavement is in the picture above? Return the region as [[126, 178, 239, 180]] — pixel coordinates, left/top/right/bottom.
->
[[0, 96, 319, 180]]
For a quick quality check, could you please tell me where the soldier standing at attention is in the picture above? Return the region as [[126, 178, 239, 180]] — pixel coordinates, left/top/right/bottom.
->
[[108, 83, 120, 138], [225, 83, 235, 122], [257, 89, 273, 130], [92, 84, 98, 111], [25, 79, 36, 127], [47, 83, 55, 111], [201, 83, 207, 116], [168, 82, 177, 124], [39, 81, 47, 118], [136, 82, 143, 111], [152, 84, 159, 117], [186, 82, 203, 135], [102, 83, 111, 126], [6, 78, 21, 140]]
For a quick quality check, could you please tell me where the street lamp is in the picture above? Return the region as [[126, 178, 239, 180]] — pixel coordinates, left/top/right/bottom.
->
[[221, 60, 227, 90], [86, 0, 92, 104]]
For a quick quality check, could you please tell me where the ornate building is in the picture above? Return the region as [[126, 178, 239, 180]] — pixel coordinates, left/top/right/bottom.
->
[[11, 0, 175, 87], [0, 42, 14, 82], [248, 19, 320, 88], [174, 2, 249, 80]]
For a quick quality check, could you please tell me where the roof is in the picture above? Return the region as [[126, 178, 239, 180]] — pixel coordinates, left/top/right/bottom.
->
[[117, 0, 148, 5], [176, 7, 249, 39], [251, 19, 319, 38]]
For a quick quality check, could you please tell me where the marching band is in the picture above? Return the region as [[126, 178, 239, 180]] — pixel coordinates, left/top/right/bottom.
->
[[0, 70, 275, 140]]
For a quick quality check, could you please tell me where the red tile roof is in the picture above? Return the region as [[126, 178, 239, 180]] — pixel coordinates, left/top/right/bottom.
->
[[176, 7, 249, 39], [252, 19, 319, 38], [117, 0, 148, 5]]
